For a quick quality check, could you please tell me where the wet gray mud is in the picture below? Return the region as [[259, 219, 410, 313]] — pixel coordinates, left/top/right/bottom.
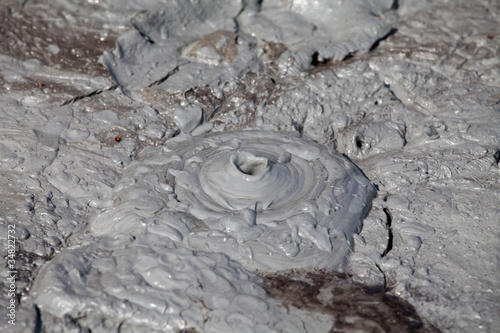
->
[[1, 0, 500, 332]]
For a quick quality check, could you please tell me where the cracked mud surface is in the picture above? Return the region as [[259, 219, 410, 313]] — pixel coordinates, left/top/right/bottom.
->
[[1, 0, 499, 332]]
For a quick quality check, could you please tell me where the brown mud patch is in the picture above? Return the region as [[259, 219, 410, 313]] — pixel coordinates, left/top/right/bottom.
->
[[260, 270, 441, 333], [0, 1, 116, 77]]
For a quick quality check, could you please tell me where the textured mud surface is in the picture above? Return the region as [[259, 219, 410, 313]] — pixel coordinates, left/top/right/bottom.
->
[[1, 0, 499, 332]]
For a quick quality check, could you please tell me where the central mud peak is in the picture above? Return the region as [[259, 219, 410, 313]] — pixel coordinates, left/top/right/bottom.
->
[[231, 151, 270, 178]]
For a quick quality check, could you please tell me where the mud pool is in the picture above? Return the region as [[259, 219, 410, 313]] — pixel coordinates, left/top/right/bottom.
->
[[0, 0, 499, 332]]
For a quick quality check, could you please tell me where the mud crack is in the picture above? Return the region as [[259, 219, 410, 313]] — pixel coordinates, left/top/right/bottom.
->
[[148, 66, 180, 87], [381, 207, 393, 257], [61, 84, 118, 106]]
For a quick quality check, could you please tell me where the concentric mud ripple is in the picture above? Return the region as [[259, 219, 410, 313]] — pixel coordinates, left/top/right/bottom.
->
[[91, 130, 376, 271]]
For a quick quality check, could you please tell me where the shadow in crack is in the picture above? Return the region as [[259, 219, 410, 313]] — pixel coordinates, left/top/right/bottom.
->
[[260, 271, 441, 333]]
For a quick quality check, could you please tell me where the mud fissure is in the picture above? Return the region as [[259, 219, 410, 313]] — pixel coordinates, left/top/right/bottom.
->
[[381, 207, 393, 257], [62, 84, 118, 106]]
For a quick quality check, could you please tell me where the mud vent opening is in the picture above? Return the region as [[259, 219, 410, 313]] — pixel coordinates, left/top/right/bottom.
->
[[355, 135, 364, 149], [238, 158, 267, 176], [240, 162, 264, 175], [231, 152, 270, 176], [260, 271, 441, 333]]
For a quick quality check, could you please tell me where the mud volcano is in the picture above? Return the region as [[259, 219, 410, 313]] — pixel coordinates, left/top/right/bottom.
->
[[91, 130, 377, 271], [32, 131, 378, 331]]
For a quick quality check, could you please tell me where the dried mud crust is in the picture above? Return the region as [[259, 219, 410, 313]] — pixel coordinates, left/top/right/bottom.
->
[[261, 271, 441, 333], [0, 2, 115, 77], [183, 30, 239, 64], [138, 71, 287, 132]]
